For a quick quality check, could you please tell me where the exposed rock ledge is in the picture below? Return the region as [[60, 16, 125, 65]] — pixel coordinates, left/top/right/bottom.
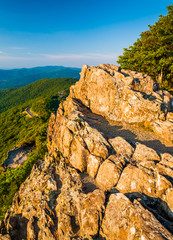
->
[[0, 64, 173, 240], [1, 145, 34, 170]]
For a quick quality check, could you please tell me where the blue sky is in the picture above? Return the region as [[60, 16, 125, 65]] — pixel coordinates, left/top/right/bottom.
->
[[0, 0, 171, 69]]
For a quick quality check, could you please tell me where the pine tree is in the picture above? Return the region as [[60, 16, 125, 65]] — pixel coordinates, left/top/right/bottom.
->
[[117, 5, 173, 90]]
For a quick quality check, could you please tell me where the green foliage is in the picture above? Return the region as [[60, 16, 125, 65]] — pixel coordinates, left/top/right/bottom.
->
[[117, 5, 173, 90], [0, 77, 76, 219], [0, 66, 80, 90], [76, 118, 85, 130], [76, 118, 82, 124], [0, 102, 49, 219], [139, 123, 153, 132], [0, 78, 77, 113], [0, 147, 46, 219]]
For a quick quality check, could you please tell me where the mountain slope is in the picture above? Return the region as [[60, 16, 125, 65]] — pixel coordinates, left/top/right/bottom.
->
[[0, 77, 78, 113], [0, 77, 78, 219], [0, 66, 80, 90], [0, 64, 172, 239]]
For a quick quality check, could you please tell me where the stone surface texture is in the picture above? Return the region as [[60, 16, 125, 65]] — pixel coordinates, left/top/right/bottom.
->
[[0, 64, 173, 240]]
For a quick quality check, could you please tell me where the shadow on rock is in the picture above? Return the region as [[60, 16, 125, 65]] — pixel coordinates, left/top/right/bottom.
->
[[125, 192, 173, 234]]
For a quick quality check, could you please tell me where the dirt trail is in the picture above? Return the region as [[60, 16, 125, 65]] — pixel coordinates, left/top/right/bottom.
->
[[80, 106, 173, 155]]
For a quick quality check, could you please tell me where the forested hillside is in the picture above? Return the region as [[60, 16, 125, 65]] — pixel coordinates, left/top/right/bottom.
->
[[118, 5, 173, 91], [0, 77, 77, 113], [0, 66, 80, 90], [0, 77, 77, 219]]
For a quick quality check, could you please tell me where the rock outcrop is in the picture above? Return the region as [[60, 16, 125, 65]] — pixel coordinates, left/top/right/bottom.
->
[[0, 64, 173, 240], [68, 64, 173, 142], [1, 145, 34, 170]]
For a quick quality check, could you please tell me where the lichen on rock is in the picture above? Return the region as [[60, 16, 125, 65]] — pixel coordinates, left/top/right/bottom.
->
[[1, 64, 173, 240]]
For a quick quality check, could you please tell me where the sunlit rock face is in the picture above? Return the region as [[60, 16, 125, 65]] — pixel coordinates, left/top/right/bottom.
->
[[1, 64, 173, 240], [69, 64, 173, 141]]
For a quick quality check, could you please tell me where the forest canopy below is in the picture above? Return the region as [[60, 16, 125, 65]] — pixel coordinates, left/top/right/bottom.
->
[[118, 5, 173, 91], [0, 77, 77, 113], [0, 77, 77, 219]]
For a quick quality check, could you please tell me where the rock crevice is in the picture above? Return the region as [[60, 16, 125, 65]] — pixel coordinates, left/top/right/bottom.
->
[[1, 64, 173, 240]]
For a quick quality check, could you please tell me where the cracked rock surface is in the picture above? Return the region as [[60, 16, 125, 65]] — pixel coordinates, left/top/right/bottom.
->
[[0, 64, 173, 239]]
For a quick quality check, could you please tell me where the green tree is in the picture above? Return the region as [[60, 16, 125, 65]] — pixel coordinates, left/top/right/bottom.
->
[[117, 5, 173, 90]]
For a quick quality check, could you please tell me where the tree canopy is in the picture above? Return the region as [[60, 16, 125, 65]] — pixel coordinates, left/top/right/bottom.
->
[[117, 5, 173, 90], [0, 77, 77, 219]]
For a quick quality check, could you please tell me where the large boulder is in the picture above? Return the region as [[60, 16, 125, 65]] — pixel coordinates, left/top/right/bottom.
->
[[69, 64, 172, 130], [116, 165, 156, 197], [152, 120, 173, 142], [100, 193, 173, 240]]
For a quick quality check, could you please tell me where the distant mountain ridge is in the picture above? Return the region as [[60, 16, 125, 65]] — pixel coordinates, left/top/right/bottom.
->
[[0, 66, 80, 90]]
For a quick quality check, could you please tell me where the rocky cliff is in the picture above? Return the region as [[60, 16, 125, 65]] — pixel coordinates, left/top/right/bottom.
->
[[0, 64, 173, 240]]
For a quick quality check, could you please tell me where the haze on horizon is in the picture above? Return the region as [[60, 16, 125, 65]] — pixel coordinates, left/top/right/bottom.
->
[[0, 0, 171, 69]]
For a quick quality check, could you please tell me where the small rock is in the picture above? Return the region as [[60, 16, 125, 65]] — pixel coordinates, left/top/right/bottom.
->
[[87, 154, 102, 178], [133, 142, 160, 162], [109, 136, 134, 157], [96, 155, 126, 191], [70, 135, 89, 172]]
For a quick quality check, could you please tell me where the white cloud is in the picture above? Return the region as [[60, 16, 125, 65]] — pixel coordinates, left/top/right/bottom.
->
[[26, 52, 33, 55], [0, 52, 118, 69], [41, 53, 117, 61], [0, 55, 26, 60]]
